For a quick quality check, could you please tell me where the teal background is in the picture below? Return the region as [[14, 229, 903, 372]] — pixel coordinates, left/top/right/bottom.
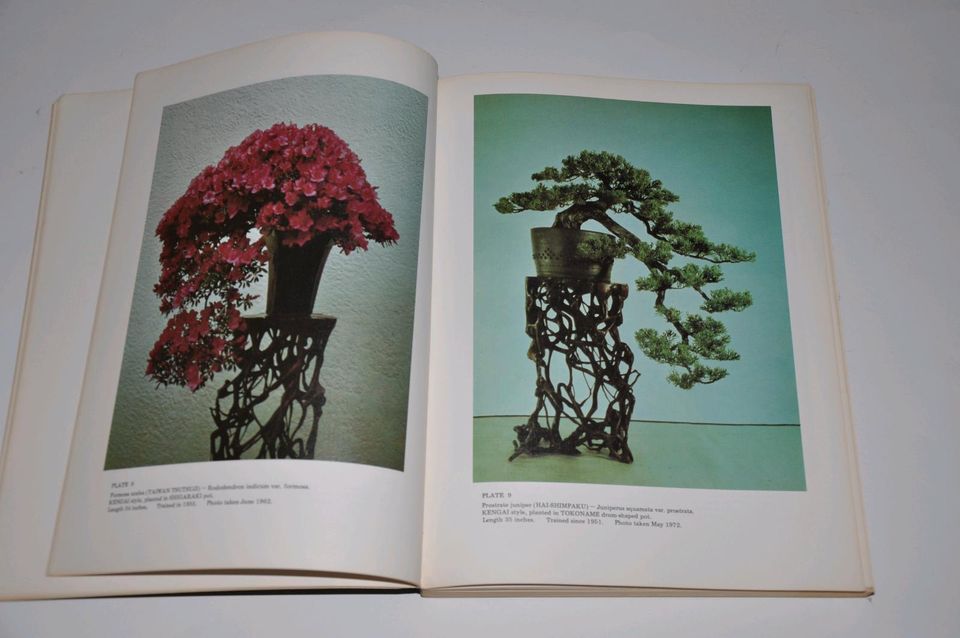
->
[[104, 75, 427, 470], [474, 94, 800, 427]]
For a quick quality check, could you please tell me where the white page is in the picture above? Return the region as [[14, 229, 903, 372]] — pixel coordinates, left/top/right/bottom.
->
[[49, 33, 437, 585], [0, 90, 408, 599], [422, 74, 871, 593]]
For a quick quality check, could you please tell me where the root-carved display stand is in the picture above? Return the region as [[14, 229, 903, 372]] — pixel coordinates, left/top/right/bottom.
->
[[211, 314, 336, 460], [511, 277, 639, 463]]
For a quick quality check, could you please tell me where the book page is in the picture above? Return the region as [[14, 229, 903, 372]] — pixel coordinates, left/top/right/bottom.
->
[[0, 90, 408, 598], [421, 74, 871, 593], [49, 33, 437, 585]]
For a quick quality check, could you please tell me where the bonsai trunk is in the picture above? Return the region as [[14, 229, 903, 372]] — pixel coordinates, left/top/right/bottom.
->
[[553, 204, 644, 249]]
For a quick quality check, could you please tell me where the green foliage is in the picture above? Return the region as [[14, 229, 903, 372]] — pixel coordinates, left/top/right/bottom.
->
[[494, 151, 678, 230], [497, 150, 757, 389], [635, 328, 730, 389], [575, 234, 629, 261]]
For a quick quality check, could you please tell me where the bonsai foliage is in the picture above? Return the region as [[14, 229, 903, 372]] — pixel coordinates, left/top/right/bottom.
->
[[496, 150, 755, 389], [147, 122, 398, 391]]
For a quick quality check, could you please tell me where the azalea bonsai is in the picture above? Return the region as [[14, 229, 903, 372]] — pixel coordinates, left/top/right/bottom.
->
[[147, 122, 398, 391], [495, 150, 755, 388]]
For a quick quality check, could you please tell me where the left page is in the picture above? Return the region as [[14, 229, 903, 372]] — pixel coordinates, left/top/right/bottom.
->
[[0, 91, 401, 599], [48, 33, 437, 586]]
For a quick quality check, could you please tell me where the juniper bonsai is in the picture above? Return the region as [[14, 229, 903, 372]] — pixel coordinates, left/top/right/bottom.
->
[[496, 150, 755, 389]]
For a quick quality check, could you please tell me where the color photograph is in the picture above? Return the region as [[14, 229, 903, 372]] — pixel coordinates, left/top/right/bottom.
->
[[473, 93, 805, 490], [104, 74, 428, 470]]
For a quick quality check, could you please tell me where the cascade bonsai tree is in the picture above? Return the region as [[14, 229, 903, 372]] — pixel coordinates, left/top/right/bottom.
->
[[495, 150, 755, 389], [147, 122, 398, 392]]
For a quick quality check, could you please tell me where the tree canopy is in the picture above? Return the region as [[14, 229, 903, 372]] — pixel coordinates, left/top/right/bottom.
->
[[496, 150, 756, 389]]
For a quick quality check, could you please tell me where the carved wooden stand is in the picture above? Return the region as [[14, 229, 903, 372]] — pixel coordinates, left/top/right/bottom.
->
[[210, 314, 336, 460], [510, 277, 638, 463]]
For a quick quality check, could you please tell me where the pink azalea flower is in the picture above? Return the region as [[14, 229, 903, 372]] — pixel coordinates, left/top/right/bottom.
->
[[149, 122, 399, 391]]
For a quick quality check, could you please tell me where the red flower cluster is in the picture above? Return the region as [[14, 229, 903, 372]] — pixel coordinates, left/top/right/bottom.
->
[[147, 123, 398, 391]]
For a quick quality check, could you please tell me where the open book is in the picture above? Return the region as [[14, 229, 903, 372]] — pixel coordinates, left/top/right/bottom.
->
[[0, 32, 872, 598]]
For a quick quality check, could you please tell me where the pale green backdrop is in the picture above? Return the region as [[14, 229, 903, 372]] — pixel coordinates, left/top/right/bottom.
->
[[473, 94, 804, 490], [105, 75, 427, 470], [475, 94, 799, 425]]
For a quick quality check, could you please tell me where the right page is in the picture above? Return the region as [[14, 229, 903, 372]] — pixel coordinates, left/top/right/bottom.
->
[[422, 74, 871, 594]]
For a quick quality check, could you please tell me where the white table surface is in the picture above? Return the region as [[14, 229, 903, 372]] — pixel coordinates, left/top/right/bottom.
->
[[1, 1, 958, 636]]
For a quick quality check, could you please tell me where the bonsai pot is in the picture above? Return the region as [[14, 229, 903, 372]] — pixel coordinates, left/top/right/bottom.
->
[[530, 227, 614, 282], [264, 232, 334, 315]]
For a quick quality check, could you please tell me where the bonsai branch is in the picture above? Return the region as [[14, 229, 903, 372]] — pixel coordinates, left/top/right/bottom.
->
[[496, 150, 756, 389]]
